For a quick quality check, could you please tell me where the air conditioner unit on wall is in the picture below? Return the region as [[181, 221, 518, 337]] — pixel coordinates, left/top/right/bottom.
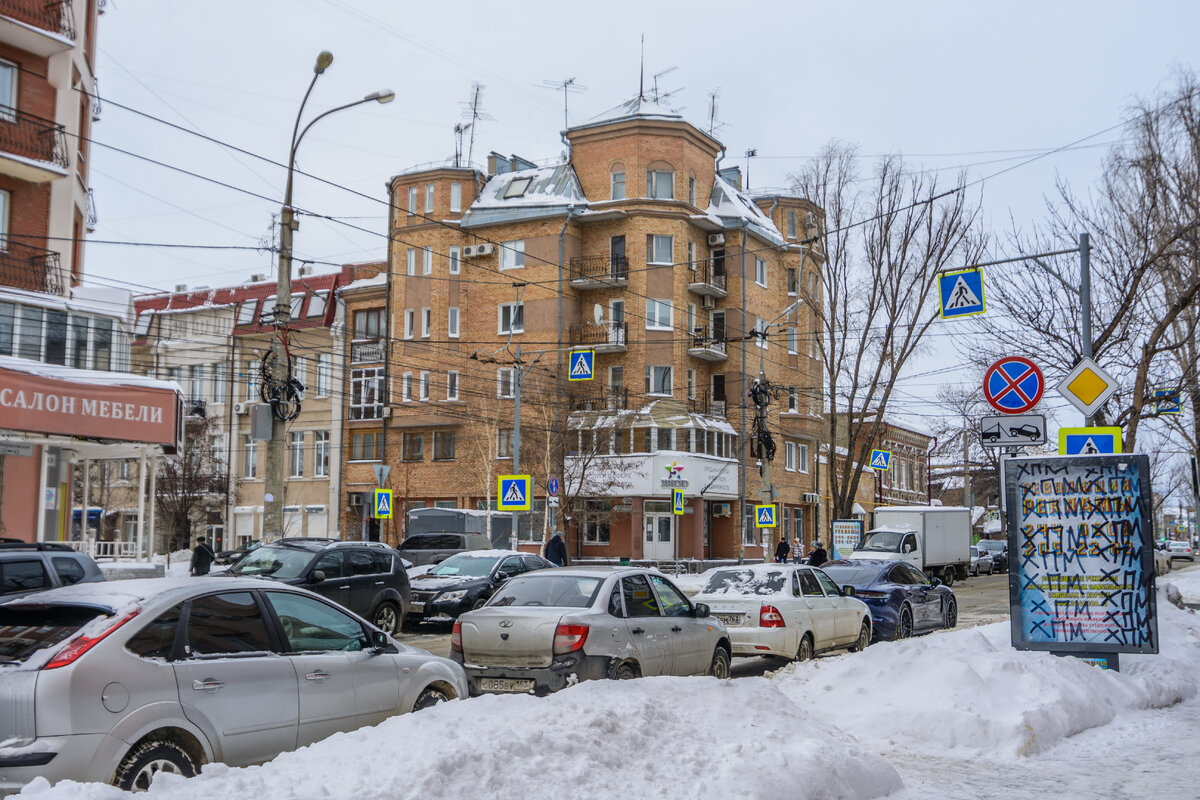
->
[[713, 502, 732, 517], [701, 295, 716, 309], [381, 407, 392, 419], [462, 245, 478, 258], [474, 243, 495, 256], [708, 233, 725, 247], [233, 402, 249, 415], [802, 493, 820, 504]]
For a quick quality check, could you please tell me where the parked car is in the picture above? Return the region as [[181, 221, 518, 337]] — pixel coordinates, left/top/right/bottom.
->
[[398, 532, 493, 566], [451, 567, 731, 696], [0, 577, 467, 794], [820, 559, 957, 641], [690, 564, 871, 661], [407, 550, 554, 625], [975, 539, 1008, 573], [225, 539, 409, 635], [1154, 545, 1172, 576], [0, 542, 104, 600], [969, 546, 994, 576], [1167, 540, 1195, 561], [213, 538, 274, 566]]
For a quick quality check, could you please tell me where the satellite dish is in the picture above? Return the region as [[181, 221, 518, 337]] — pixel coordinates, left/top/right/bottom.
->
[[593, 304, 604, 324]]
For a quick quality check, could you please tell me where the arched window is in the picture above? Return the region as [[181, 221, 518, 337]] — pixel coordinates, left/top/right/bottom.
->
[[610, 163, 626, 200], [646, 161, 674, 200]]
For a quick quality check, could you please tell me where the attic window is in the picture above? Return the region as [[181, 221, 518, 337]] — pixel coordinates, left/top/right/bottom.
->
[[236, 301, 257, 325], [134, 312, 153, 337], [503, 177, 533, 199]]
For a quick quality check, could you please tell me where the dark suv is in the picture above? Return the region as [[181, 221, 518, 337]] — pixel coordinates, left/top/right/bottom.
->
[[398, 532, 493, 566], [226, 539, 410, 635], [0, 542, 105, 599]]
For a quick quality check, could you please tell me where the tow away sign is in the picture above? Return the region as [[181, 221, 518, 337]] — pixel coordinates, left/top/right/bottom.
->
[[980, 414, 1046, 447]]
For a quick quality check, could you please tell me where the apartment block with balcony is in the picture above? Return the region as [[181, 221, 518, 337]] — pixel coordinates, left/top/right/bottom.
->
[[344, 97, 826, 563]]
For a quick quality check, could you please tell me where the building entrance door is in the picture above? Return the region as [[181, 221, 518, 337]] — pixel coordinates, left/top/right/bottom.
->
[[644, 512, 674, 561]]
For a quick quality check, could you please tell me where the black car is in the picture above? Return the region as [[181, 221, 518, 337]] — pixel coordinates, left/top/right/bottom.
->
[[0, 542, 105, 599], [213, 537, 280, 566], [226, 539, 410, 635], [407, 550, 554, 624]]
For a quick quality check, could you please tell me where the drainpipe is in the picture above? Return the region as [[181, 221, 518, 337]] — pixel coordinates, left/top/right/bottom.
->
[[738, 219, 748, 564], [335, 290, 350, 538], [557, 206, 579, 554]]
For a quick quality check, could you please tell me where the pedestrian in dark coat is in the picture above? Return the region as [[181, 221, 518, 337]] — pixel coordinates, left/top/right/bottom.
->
[[773, 538, 790, 563], [190, 536, 216, 576], [807, 540, 828, 568], [544, 531, 568, 567]]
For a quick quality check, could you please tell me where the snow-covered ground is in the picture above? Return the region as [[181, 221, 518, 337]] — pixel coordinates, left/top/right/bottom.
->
[[18, 570, 1200, 799]]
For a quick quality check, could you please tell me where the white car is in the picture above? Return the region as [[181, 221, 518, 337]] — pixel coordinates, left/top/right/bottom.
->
[[691, 564, 872, 661], [1166, 541, 1195, 561], [969, 546, 994, 576]]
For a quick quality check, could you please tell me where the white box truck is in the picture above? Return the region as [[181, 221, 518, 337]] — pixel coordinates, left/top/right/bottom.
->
[[851, 506, 973, 585]]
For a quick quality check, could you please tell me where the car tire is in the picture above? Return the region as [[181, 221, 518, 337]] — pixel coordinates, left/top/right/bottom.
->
[[941, 567, 955, 587], [708, 646, 731, 679], [848, 622, 870, 653], [114, 738, 198, 792], [794, 633, 814, 662], [896, 606, 914, 640], [608, 659, 639, 681], [372, 601, 400, 636], [944, 598, 958, 629], [413, 685, 453, 711], [471, 597, 488, 611]]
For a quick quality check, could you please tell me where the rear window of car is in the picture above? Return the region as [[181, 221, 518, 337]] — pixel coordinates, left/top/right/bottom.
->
[[820, 564, 882, 586], [0, 605, 109, 663], [489, 575, 602, 609], [401, 535, 461, 550], [701, 569, 786, 595]]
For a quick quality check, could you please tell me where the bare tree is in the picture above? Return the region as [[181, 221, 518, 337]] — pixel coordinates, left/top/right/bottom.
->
[[156, 414, 235, 552], [790, 143, 983, 519]]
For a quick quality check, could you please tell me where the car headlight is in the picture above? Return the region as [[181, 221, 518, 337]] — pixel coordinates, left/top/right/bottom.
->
[[438, 590, 468, 601]]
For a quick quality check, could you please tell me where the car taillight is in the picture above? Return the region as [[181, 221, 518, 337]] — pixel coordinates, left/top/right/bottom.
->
[[552, 623, 589, 655], [44, 609, 140, 670], [450, 621, 462, 653], [759, 606, 786, 628], [855, 590, 889, 599]]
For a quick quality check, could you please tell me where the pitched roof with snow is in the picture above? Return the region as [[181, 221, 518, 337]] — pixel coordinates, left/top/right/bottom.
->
[[703, 175, 786, 245], [459, 163, 586, 228]]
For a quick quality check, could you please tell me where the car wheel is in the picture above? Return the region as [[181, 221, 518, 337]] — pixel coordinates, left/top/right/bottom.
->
[[940, 567, 955, 587], [471, 597, 488, 611], [848, 622, 871, 652], [896, 606, 914, 640], [114, 739, 198, 792], [413, 686, 453, 711], [708, 646, 731, 678], [794, 633, 814, 662], [945, 598, 958, 629], [608, 659, 639, 680], [372, 601, 400, 636]]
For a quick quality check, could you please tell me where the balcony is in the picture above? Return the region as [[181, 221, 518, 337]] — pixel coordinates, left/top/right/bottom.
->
[[687, 391, 727, 418], [351, 339, 386, 364], [0, 1, 76, 56], [569, 386, 628, 412], [569, 321, 627, 354], [0, 106, 70, 182], [687, 325, 728, 362], [0, 241, 63, 293], [569, 254, 628, 289], [687, 258, 727, 298]]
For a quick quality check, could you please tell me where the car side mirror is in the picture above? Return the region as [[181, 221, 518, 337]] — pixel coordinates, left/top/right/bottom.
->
[[928, 577, 942, 588], [308, 570, 325, 584], [694, 603, 711, 618], [370, 630, 398, 654], [841, 585, 855, 597]]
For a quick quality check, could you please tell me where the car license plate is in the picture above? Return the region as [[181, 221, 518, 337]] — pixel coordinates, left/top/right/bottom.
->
[[478, 678, 535, 693], [410, 602, 424, 613], [716, 614, 742, 627]]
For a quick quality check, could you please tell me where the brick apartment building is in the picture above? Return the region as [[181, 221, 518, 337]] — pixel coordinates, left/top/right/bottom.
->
[[341, 97, 827, 562]]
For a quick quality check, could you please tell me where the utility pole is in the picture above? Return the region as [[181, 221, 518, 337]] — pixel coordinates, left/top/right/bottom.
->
[[962, 419, 972, 514], [510, 344, 522, 551]]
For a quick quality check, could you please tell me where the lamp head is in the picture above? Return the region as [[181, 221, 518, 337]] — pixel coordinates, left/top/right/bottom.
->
[[366, 89, 396, 104], [314, 51, 334, 75]]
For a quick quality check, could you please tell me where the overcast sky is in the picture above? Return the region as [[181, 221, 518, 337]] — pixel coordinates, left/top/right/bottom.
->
[[87, 0, 1199, 446]]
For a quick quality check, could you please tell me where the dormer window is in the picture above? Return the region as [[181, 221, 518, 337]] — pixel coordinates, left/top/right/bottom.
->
[[503, 177, 533, 198]]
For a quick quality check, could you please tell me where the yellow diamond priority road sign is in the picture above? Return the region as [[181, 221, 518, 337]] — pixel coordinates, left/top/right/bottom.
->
[[1056, 357, 1117, 417]]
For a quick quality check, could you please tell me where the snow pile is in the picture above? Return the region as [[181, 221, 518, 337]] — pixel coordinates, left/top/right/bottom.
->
[[773, 590, 1200, 759], [19, 677, 901, 800]]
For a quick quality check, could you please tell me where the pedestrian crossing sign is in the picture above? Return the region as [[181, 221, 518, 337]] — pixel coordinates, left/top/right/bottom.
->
[[497, 475, 532, 511], [755, 504, 777, 528], [673, 488, 685, 515], [373, 489, 393, 519], [1058, 427, 1122, 456], [568, 349, 595, 381], [938, 268, 986, 319], [870, 449, 892, 471]]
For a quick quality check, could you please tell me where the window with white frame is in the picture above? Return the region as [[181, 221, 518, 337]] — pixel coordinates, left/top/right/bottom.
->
[[355, 308, 383, 339], [647, 234, 673, 265], [687, 240, 697, 270], [421, 307, 431, 338], [406, 248, 416, 276], [788, 326, 798, 354], [350, 367, 385, 419], [787, 209, 797, 240], [425, 184, 434, 212], [799, 443, 810, 474], [787, 267, 798, 295], [646, 167, 674, 199], [755, 257, 767, 287], [645, 365, 672, 396], [785, 441, 797, 471], [307, 291, 328, 318], [645, 299, 672, 330], [788, 386, 798, 413], [419, 370, 429, 401], [688, 176, 696, 206], [422, 247, 433, 275], [243, 435, 257, 478], [293, 357, 306, 392], [448, 307, 459, 338], [211, 362, 227, 403], [499, 240, 525, 269], [449, 245, 460, 275], [742, 505, 758, 546], [446, 371, 459, 400], [317, 354, 331, 397], [245, 359, 257, 400], [289, 432, 305, 477], [406, 186, 418, 214], [687, 368, 696, 400], [313, 431, 330, 477], [497, 368, 515, 398], [609, 364, 624, 393], [187, 364, 203, 402], [0, 61, 16, 123], [498, 302, 523, 334], [754, 317, 768, 349], [450, 182, 462, 212], [404, 309, 414, 339], [610, 165, 625, 200], [497, 428, 514, 458], [401, 372, 412, 402]]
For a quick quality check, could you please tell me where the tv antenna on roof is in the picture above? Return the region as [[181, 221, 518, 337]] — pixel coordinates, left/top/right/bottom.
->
[[458, 83, 494, 167], [651, 66, 677, 103], [539, 77, 588, 130], [453, 122, 471, 168], [707, 88, 728, 138]]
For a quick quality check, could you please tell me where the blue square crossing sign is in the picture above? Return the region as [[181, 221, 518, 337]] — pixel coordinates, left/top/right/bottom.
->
[[938, 268, 986, 319], [373, 489, 393, 519], [497, 475, 532, 511], [870, 449, 891, 471], [673, 488, 685, 515], [568, 350, 595, 381], [755, 504, 777, 528]]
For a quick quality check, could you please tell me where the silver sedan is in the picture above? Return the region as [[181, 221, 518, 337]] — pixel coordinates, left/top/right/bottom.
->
[[0, 577, 467, 794], [451, 567, 731, 695]]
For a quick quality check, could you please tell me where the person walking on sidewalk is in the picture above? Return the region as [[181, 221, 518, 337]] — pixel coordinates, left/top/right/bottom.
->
[[544, 530, 568, 567], [190, 536, 216, 576]]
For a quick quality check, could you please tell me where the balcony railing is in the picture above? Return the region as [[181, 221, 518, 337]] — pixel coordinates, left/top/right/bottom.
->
[[569, 254, 628, 288], [687, 390, 727, 418], [569, 321, 627, 353], [687, 325, 727, 361], [569, 386, 629, 412], [0, 105, 69, 169], [0, 0, 76, 38], [687, 257, 727, 297], [0, 241, 64, 293], [351, 339, 386, 363]]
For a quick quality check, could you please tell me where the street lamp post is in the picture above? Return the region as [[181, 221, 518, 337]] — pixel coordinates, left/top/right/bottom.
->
[[262, 51, 394, 538]]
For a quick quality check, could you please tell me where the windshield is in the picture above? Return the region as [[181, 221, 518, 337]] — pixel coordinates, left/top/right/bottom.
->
[[432, 554, 500, 577], [489, 575, 602, 608], [820, 564, 881, 586], [857, 531, 904, 552], [701, 569, 786, 595], [229, 546, 315, 579], [0, 605, 109, 664], [977, 541, 1005, 553]]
